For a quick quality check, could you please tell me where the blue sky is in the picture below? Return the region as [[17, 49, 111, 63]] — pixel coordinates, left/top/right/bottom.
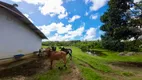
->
[[1, 0, 110, 41]]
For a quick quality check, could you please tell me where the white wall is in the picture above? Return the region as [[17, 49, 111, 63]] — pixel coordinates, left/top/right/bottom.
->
[[0, 8, 42, 59]]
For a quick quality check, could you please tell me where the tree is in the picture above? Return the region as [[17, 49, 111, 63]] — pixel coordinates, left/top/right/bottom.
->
[[100, 0, 131, 51], [128, 0, 142, 40], [101, 0, 131, 40], [100, 0, 142, 51]]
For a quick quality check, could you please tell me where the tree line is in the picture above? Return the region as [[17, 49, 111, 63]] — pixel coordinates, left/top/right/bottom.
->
[[42, 40, 142, 52]]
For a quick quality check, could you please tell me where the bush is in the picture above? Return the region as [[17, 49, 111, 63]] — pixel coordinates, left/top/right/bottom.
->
[[124, 40, 142, 52], [101, 35, 142, 52], [101, 36, 124, 51]]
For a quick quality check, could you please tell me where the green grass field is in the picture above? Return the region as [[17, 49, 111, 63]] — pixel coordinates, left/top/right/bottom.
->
[[1, 46, 142, 80], [33, 46, 142, 80]]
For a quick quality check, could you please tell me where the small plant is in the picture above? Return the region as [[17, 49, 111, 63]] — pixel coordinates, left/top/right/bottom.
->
[[122, 72, 134, 76]]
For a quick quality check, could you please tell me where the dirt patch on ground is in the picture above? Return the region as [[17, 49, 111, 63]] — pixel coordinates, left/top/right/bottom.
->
[[109, 62, 142, 80], [111, 61, 142, 67], [61, 61, 83, 80], [0, 57, 82, 80], [0, 57, 50, 80]]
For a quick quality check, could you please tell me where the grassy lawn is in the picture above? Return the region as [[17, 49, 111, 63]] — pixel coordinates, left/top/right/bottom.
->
[[90, 48, 142, 62], [3, 46, 140, 80], [71, 46, 142, 80]]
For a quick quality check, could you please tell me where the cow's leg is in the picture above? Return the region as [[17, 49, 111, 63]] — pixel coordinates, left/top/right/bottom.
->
[[50, 60, 53, 69], [62, 57, 67, 69]]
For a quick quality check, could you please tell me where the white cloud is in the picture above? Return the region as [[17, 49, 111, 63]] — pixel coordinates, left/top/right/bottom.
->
[[85, 0, 90, 4], [58, 12, 68, 19], [49, 33, 68, 41], [85, 12, 89, 16], [44, 23, 85, 41], [12, 0, 45, 4], [57, 24, 72, 34], [48, 27, 84, 41], [38, 22, 72, 36], [11, 0, 22, 2], [66, 0, 76, 3], [11, 0, 68, 19], [24, 14, 34, 23], [68, 27, 84, 38], [68, 15, 81, 22], [84, 27, 97, 40], [38, 25, 54, 36], [39, 0, 66, 16], [90, 14, 98, 20], [85, 0, 109, 11], [134, 0, 141, 3], [67, 23, 85, 38]]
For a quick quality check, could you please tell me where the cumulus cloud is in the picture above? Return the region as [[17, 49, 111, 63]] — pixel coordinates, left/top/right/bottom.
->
[[57, 24, 72, 34], [58, 12, 68, 19], [24, 14, 33, 23], [85, 0, 109, 11], [11, 0, 68, 19], [68, 27, 84, 38], [90, 14, 98, 20], [48, 33, 69, 41], [39, 0, 66, 16], [134, 0, 141, 3], [68, 15, 81, 22], [38, 22, 72, 36], [42, 23, 85, 41], [84, 27, 97, 40]]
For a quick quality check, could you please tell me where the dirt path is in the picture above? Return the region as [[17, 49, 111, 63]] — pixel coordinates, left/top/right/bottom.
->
[[61, 61, 83, 80], [110, 62, 142, 80]]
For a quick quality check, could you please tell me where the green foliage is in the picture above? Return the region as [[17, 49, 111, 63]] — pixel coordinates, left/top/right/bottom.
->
[[36, 69, 60, 80], [79, 66, 102, 80], [73, 40, 103, 52], [100, 0, 142, 51], [34, 46, 142, 80], [124, 40, 142, 52], [101, 0, 130, 40], [73, 47, 142, 80], [72, 47, 112, 72], [42, 40, 81, 46], [101, 35, 125, 51], [42, 40, 103, 52], [122, 72, 134, 76]]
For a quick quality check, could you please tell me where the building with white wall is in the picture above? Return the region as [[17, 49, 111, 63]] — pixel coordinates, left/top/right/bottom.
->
[[0, 1, 47, 59]]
